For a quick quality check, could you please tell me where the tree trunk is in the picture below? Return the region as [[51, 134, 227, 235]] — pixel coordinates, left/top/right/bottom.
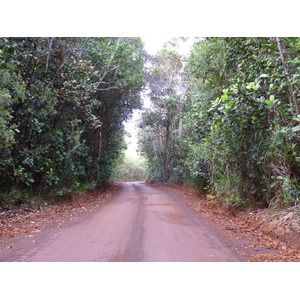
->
[[45, 37, 54, 72], [163, 121, 170, 180]]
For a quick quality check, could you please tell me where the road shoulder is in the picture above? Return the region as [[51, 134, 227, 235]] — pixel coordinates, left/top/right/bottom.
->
[[0, 183, 119, 261], [150, 182, 300, 262]]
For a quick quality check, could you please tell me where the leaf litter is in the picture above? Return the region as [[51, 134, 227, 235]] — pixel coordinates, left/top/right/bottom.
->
[[154, 183, 300, 262], [0, 183, 119, 260]]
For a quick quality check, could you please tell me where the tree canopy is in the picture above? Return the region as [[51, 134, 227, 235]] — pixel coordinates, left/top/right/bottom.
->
[[0, 37, 145, 207], [138, 37, 300, 208], [2, 36, 300, 209]]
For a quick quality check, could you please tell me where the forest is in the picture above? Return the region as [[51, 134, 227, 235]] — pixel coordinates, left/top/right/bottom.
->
[[138, 37, 300, 208], [1, 37, 300, 209], [0, 37, 145, 206]]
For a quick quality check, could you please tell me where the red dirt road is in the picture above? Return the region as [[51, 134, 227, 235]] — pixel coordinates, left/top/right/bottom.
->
[[17, 182, 243, 262]]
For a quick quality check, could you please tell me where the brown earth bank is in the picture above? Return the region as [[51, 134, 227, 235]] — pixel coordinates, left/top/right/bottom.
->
[[153, 183, 300, 262]]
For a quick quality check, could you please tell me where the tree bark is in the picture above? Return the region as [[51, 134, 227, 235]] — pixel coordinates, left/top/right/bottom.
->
[[163, 119, 170, 181], [45, 37, 54, 72]]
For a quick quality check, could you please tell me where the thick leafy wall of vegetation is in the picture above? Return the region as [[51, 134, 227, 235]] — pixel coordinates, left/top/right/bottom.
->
[[138, 37, 300, 208], [0, 37, 145, 207]]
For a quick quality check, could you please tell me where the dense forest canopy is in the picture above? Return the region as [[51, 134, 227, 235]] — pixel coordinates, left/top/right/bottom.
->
[[138, 37, 300, 208], [1, 36, 300, 209], [0, 37, 145, 206]]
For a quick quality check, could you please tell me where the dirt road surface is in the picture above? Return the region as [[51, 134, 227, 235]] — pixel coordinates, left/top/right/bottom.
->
[[10, 182, 242, 262]]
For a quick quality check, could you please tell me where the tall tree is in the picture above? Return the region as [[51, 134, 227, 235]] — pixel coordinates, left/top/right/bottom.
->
[[0, 37, 145, 206], [139, 37, 300, 208], [138, 40, 186, 181]]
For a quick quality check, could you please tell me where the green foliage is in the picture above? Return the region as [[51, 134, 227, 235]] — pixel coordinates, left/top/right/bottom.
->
[[139, 37, 300, 208], [185, 37, 300, 207], [0, 187, 47, 209], [0, 37, 145, 206], [113, 155, 146, 181], [138, 42, 187, 182]]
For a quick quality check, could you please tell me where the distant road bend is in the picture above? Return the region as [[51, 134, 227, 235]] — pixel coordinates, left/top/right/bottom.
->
[[27, 182, 243, 262]]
